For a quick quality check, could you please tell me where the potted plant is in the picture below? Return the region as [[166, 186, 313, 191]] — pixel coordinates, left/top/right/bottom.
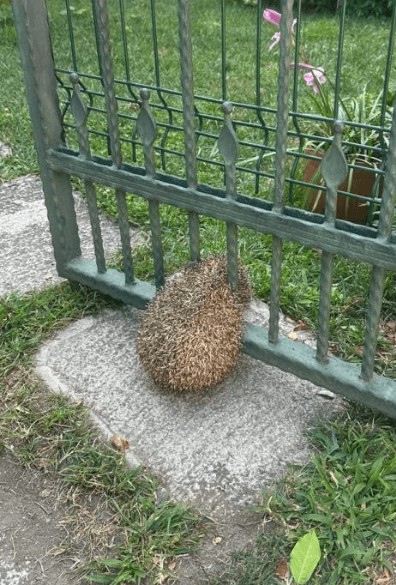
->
[[299, 86, 390, 223], [263, 8, 392, 224]]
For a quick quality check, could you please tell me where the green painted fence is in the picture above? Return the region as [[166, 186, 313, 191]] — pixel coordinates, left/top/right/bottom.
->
[[12, 0, 396, 416]]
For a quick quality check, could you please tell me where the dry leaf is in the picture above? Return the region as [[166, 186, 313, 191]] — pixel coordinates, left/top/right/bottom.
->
[[329, 470, 339, 488], [275, 558, 289, 580], [354, 345, 364, 357], [317, 389, 336, 399], [153, 556, 163, 568], [375, 568, 393, 584], [383, 321, 396, 343], [39, 488, 52, 498], [212, 536, 222, 545], [167, 559, 176, 571], [294, 320, 308, 331], [288, 330, 298, 340], [50, 547, 67, 557], [111, 435, 129, 454]]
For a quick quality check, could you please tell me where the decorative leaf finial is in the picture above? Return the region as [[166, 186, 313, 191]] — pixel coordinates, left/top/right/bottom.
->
[[218, 101, 239, 166], [136, 88, 157, 147], [320, 120, 348, 189], [69, 72, 87, 129]]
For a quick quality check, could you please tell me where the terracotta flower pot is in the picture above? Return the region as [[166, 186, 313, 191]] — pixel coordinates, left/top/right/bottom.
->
[[303, 153, 382, 224]]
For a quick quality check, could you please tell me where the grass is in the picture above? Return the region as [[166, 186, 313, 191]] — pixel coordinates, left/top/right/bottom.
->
[[0, 3, 37, 179], [0, 284, 203, 584], [0, 283, 117, 376], [212, 405, 396, 585]]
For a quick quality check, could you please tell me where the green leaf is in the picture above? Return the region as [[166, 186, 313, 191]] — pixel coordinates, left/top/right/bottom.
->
[[303, 513, 333, 526], [290, 531, 321, 584], [367, 456, 385, 487]]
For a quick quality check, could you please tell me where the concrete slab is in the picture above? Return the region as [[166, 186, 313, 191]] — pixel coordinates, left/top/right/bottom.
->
[[36, 303, 342, 520], [0, 175, 137, 295]]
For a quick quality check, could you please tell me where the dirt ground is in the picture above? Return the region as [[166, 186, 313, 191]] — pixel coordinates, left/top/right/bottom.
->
[[176, 507, 264, 585], [0, 450, 267, 585], [0, 454, 81, 585]]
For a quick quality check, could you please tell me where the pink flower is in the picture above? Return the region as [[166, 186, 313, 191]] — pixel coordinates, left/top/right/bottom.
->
[[294, 63, 327, 92], [303, 70, 326, 93], [263, 8, 282, 27], [264, 13, 327, 93], [269, 31, 281, 51], [263, 8, 297, 50]]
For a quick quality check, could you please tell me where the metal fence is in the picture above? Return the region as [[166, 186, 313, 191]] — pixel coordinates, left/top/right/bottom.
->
[[47, 0, 395, 211], [12, 0, 396, 417]]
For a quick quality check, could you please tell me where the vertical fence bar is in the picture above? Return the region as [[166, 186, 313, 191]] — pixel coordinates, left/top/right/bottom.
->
[[150, 0, 174, 171], [360, 101, 396, 381], [288, 0, 304, 204], [64, 0, 78, 71], [316, 122, 348, 362], [118, 0, 139, 161], [268, 0, 294, 344], [221, 0, 227, 101], [12, 0, 81, 274], [136, 89, 165, 289], [178, 0, 200, 263], [70, 73, 107, 274], [92, 0, 134, 285], [254, 0, 269, 196], [360, 266, 386, 380], [333, 0, 346, 119], [218, 102, 239, 289], [381, 4, 396, 130], [118, 0, 138, 103], [316, 251, 333, 362]]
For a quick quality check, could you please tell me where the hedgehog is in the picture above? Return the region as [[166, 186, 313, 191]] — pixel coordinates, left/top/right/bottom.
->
[[137, 255, 252, 392]]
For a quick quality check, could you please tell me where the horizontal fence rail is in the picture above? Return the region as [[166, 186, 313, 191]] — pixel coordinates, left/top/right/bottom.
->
[[12, 0, 396, 418]]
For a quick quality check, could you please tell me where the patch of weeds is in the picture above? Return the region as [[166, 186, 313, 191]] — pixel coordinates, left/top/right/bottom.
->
[[89, 502, 200, 584], [214, 405, 396, 585], [213, 528, 291, 585]]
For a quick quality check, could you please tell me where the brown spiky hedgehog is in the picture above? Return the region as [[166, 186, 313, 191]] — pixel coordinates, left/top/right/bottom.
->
[[137, 255, 252, 391]]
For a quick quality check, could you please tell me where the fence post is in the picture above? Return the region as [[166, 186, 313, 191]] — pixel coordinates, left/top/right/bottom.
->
[[12, 0, 81, 274]]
